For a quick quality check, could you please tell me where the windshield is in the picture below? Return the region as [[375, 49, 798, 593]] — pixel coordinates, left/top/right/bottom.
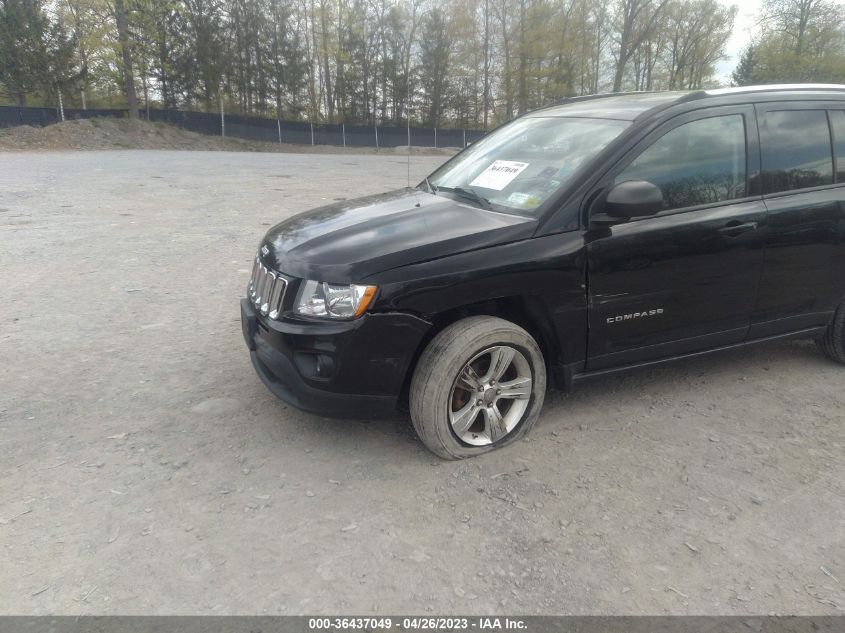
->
[[427, 116, 630, 214]]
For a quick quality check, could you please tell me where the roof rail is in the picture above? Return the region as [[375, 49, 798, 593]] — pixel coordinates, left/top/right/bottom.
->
[[553, 90, 661, 106], [702, 83, 845, 96]]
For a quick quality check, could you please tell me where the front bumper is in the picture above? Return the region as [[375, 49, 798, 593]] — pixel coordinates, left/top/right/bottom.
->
[[241, 298, 430, 419]]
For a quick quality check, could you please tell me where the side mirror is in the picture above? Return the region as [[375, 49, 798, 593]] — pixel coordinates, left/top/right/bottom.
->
[[592, 180, 664, 225]]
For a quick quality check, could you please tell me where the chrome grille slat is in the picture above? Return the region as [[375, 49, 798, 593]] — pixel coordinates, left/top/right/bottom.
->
[[256, 268, 270, 306], [249, 258, 260, 299], [267, 275, 285, 319], [248, 255, 287, 320], [260, 271, 276, 315]]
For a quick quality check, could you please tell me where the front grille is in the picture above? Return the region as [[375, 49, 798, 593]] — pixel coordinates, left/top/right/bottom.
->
[[249, 256, 287, 320]]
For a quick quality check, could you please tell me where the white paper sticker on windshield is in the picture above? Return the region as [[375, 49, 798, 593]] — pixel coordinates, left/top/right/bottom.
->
[[470, 160, 529, 191]]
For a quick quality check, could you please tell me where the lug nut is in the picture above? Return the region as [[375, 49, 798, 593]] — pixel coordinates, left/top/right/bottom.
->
[[496, 389, 501, 395], [476, 400, 483, 406]]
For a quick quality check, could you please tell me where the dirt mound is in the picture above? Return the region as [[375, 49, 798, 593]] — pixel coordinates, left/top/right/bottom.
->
[[0, 117, 457, 155], [0, 117, 247, 151]]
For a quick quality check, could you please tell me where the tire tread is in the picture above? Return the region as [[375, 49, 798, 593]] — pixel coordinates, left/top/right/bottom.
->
[[816, 302, 845, 363], [409, 316, 546, 459]]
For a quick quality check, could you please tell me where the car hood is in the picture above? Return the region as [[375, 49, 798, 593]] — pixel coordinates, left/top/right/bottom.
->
[[261, 189, 537, 282]]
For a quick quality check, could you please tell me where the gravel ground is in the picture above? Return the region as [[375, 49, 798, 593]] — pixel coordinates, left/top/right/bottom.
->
[[1, 150, 844, 615]]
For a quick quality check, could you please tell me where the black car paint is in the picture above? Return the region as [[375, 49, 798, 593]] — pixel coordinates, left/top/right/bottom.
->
[[243, 86, 845, 418]]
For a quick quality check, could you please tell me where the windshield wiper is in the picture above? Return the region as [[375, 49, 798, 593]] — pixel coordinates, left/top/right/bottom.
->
[[437, 185, 492, 210], [424, 177, 438, 194]]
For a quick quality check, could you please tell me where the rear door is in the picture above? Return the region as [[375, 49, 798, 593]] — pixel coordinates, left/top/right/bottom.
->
[[749, 104, 845, 338], [586, 105, 767, 370]]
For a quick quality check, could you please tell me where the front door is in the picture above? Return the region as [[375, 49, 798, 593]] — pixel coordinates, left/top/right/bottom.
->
[[586, 106, 767, 370]]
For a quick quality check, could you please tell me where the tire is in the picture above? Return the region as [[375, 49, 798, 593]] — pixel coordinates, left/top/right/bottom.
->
[[816, 300, 845, 364], [410, 316, 547, 459]]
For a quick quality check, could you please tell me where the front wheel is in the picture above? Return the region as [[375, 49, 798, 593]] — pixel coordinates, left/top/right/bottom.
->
[[816, 300, 845, 363], [410, 316, 547, 459]]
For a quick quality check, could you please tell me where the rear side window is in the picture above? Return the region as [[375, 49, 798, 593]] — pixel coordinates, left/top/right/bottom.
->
[[830, 110, 845, 183], [616, 115, 746, 211], [760, 110, 833, 194]]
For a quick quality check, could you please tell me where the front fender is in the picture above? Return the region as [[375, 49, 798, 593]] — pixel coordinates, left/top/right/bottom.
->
[[366, 232, 588, 367]]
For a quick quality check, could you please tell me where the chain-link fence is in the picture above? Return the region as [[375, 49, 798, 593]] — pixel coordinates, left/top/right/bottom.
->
[[0, 106, 486, 149]]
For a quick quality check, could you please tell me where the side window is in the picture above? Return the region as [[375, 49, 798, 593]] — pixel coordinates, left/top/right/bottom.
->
[[760, 110, 833, 194], [615, 115, 747, 211], [830, 110, 845, 183]]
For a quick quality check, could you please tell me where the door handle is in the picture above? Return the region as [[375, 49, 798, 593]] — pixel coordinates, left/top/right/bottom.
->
[[718, 221, 758, 236]]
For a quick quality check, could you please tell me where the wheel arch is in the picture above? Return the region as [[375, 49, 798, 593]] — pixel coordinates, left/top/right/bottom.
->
[[396, 295, 562, 411]]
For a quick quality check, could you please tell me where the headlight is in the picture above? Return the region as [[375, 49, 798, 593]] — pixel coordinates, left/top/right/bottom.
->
[[295, 280, 377, 319]]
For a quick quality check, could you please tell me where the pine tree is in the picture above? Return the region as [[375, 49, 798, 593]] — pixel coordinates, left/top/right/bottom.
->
[[0, 0, 50, 105], [731, 45, 759, 86]]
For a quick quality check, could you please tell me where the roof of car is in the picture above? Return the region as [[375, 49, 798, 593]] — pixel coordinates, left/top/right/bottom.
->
[[529, 92, 691, 121], [530, 84, 845, 121]]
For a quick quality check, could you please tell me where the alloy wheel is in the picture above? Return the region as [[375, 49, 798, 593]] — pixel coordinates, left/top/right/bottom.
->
[[447, 345, 532, 446]]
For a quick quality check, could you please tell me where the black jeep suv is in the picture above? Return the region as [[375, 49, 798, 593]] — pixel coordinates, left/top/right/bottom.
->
[[242, 84, 845, 459]]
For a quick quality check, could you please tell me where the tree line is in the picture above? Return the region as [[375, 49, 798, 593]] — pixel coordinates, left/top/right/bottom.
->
[[1, 0, 844, 129], [731, 0, 845, 86]]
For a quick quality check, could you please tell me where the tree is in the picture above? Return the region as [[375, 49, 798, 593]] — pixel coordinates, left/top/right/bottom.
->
[[132, 0, 180, 109], [113, 0, 139, 117], [266, 0, 303, 118], [661, 0, 736, 90], [731, 44, 759, 85], [0, 0, 50, 105], [733, 0, 845, 84], [417, 6, 449, 125], [610, 0, 670, 92], [762, 0, 839, 58], [45, 11, 78, 107], [481, 0, 490, 127], [59, 0, 102, 108]]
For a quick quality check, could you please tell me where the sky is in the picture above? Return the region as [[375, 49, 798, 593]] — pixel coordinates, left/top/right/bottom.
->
[[716, 0, 764, 83]]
